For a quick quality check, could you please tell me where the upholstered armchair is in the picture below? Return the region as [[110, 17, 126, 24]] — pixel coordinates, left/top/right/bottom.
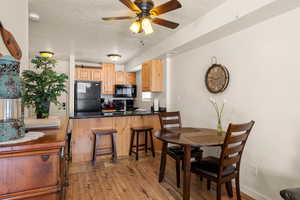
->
[[280, 188, 300, 200]]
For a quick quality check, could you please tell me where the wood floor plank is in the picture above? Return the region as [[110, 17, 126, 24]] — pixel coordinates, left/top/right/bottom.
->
[[66, 155, 254, 200]]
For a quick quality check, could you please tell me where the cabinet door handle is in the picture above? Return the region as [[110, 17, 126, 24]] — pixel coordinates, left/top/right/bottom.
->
[[41, 155, 50, 162]]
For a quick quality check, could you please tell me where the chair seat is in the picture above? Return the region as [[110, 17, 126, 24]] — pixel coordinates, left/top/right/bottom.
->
[[280, 188, 300, 200], [167, 145, 203, 159], [191, 156, 235, 178], [131, 127, 153, 131], [92, 129, 117, 135]]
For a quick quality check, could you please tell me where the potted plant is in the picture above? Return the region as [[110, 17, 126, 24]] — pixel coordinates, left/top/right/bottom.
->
[[22, 56, 68, 118]]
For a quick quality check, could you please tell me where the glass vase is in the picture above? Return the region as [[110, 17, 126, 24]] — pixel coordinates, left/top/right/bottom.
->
[[217, 118, 223, 136]]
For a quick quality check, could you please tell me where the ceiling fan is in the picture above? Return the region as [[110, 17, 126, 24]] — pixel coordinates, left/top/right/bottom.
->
[[102, 0, 182, 35]]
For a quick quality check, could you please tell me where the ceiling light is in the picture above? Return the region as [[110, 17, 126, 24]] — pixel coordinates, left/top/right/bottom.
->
[[107, 54, 122, 61], [39, 51, 54, 58], [130, 21, 141, 34], [141, 18, 153, 35]]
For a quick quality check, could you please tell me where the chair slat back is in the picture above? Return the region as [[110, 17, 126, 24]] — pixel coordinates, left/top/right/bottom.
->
[[159, 111, 182, 130], [219, 121, 255, 177]]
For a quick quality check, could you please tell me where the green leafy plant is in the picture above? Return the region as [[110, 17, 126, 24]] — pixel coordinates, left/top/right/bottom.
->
[[22, 56, 68, 118]]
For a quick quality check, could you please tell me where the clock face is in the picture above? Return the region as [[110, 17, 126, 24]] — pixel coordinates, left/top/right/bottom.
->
[[205, 64, 229, 93]]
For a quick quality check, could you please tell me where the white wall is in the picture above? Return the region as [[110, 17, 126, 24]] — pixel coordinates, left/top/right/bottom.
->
[[0, 0, 28, 70], [169, 7, 300, 200]]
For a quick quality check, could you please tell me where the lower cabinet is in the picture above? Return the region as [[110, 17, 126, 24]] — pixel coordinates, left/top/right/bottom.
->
[[0, 148, 68, 200]]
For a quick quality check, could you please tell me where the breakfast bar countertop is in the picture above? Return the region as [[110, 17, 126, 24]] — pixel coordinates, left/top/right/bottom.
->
[[70, 111, 158, 119]]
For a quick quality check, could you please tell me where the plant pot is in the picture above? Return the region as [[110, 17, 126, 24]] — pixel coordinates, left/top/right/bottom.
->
[[36, 101, 50, 119]]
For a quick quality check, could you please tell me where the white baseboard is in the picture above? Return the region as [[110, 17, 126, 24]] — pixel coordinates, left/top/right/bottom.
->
[[241, 185, 270, 200]]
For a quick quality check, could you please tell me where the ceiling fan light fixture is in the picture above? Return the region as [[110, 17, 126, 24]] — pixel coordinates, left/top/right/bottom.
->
[[130, 21, 141, 34], [39, 51, 54, 58], [141, 18, 153, 35], [107, 54, 122, 61]]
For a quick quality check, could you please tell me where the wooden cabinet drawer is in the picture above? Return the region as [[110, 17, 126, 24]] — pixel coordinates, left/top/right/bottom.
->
[[0, 149, 60, 195]]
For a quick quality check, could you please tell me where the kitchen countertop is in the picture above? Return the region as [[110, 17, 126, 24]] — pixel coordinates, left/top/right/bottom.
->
[[70, 111, 158, 119]]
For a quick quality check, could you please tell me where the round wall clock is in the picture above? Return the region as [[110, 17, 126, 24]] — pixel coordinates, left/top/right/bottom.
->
[[205, 64, 230, 93]]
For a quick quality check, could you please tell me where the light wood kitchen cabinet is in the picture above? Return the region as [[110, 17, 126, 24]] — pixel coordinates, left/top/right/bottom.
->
[[75, 66, 102, 82], [76, 67, 91, 81], [115, 72, 136, 85], [75, 65, 135, 94], [142, 59, 163, 92], [102, 63, 115, 94], [91, 68, 102, 81], [126, 72, 136, 85], [115, 72, 126, 85]]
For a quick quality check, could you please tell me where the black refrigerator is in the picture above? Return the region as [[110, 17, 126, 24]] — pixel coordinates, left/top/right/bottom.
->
[[74, 81, 102, 113]]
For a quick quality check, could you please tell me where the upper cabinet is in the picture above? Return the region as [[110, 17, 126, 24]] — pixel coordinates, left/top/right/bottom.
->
[[76, 67, 92, 81], [91, 68, 102, 81], [115, 72, 136, 85], [115, 72, 126, 85], [102, 63, 115, 94], [126, 72, 136, 85], [142, 59, 163, 92], [75, 64, 136, 95], [75, 66, 102, 82]]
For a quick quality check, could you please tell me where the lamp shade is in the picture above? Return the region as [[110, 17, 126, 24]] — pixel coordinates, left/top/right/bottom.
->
[[130, 21, 141, 34], [142, 18, 153, 35]]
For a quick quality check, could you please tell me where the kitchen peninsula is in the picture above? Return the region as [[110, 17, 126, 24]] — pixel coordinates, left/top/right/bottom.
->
[[71, 59, 164, 163], [70, 112, 161, 163]]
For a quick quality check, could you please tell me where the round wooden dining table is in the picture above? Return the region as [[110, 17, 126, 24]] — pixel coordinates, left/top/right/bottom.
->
[[155, 127, 226, 200]]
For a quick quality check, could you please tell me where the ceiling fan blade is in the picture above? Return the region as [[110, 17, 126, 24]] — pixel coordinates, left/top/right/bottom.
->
[[150, 0, 182, 16], [102, 16, 135, 21], [152, 18, 179, 29], [119, 0, 141, 13]]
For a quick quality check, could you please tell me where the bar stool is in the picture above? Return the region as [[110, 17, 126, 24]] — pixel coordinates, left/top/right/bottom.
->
[[129, 127, 155, 160], [92, 129, 117, 166]]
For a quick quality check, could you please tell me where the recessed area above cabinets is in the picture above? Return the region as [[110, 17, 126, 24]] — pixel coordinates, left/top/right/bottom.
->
[[75, 63, 136, 95]]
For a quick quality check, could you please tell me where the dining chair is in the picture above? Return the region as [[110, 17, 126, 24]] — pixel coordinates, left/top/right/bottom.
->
[[159, 111, 203, 188], [191, 120, 255, 200]]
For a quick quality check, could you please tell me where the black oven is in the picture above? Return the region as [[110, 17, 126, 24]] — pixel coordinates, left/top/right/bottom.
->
[[114, 85, 137, 98]]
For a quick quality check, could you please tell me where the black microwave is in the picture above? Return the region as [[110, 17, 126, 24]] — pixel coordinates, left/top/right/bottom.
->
[[114, 85, 137, 98]]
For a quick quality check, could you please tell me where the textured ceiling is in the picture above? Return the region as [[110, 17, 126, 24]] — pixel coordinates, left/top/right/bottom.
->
[[29, 0, 226, 64]]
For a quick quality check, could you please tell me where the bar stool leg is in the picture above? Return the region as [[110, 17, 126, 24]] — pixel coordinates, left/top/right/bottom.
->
[[92, 134, 97, 166], [111, 133, 117, 162], [145, 131, 148, 153], [136, 131, 139, 160], [149, 130, 155, 157], [129, 130, 135, 156]]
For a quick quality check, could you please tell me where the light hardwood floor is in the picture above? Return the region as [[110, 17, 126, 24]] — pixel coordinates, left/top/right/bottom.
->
[[66, 154, 254, 200]]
